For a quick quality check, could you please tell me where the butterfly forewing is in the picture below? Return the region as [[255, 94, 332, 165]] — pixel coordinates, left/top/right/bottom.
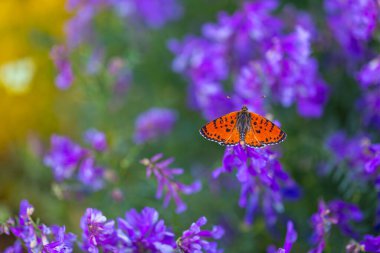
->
[[244, 112, 286, 147], [199, 112, 240, 146]]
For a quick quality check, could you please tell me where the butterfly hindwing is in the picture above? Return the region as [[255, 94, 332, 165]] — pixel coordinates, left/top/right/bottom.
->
[[244, 129, 265, 148], [199, 112, 240, 146], [244, 112, 286, 147]]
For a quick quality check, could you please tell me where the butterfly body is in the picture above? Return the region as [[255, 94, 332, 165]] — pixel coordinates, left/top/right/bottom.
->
[[199, 106, 286, 148]]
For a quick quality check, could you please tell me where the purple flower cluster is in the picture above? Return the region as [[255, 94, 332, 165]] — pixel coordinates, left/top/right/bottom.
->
[[326, 132, 380, 227], [44, 131, 108, 191], [360, 235, 380, 253], [50, 45, 74, 90], [65, 0, 182, 45], [107, 57, 132, 100], [326, 132, 380, 176], [267, 221, 297, 253], [80, 208, 118, 252], [53, 0, 182, 90], [357, 56, 380, 129], [2, 200, 76, 252], [117, 207, 175, 252], [170, 0, 328, 119], [213, 145, 299, 226], [111, 0, 183, 29], [358, 56, 380, 88], [324, 0, 380, 130], [84, 128, 108, 152], [1, 200, 225, 253], [309, 200, 363, 253], [324, 0, 379, 59], [141, 153, 202, 213], [80, 206, 224, 252], [134, 108, 177, 144], [177, 216, 224, 253]]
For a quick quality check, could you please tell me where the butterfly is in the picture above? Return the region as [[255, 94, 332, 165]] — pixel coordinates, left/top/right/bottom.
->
[[199, 106, 286, 148]]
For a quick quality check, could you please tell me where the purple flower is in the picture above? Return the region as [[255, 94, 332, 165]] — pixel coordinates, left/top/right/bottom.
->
[[358, 88, 380, 128], [309, 200, 363, 253], [134, 108, 177, 144], [326, 131, 378, 174], [324, 0, 379, 59], [84, 129, 108, 152], [110, 0, 183, 28], [50, 45, 74, 90], [262, 26, 329, 118], [131, 0, 183, 28], [9, 200, 38, 249], [141, 154, 202, 213], [6, 200, 76, 252], [281, 6, 318, 39], [309, 201, 334, 253], [64, 4, 100, 49], [267, 221, 297, 253], [108, 57, 132, 99], [213, 145, 299, 226], [3, 240, 23, 253], [357, 56, 380, 88], [40, 224, 77, 253], [326, 132, 380, 228], [117, 207, 176, 252], [78, 157, 105, 190], [361, 235, 380, 253], [44, 135, 87, 182], [177, 216, 224, 253], [170, 1, 328, 119], [328, 200, 363, 238], [80, 208, 117, 252]]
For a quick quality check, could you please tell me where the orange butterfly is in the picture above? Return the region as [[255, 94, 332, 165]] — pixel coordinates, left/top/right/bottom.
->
[[199, 106, 286, 148]]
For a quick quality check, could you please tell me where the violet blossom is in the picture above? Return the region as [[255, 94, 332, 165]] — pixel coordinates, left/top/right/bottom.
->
[[140, 153, 202, 213], [107, 57, 132, 99], [117, 207, 176, 252], [78, 157, 105, 190], [170, 0, 328, 119], [358, 88, 380, 129], [324, 0, 379, 59], [213, 145, 299, 226], [361, 235, 380, 253], [3, 240, 22, 253], [134, 108, 177, 144], [5, 200, 76, 252], [44, 135, 87, 182], [44, 134, 107, 192], [326, 132, 380, 228], [267, 221, 297, 253], [84, 128, 108, 152], [80, 208, 117, 252], [309, 200, 363, 253], [1, 200, 226, 253], [176, 216, 224, 253], [50, 45, 74, 90], [129, 0, 183, 28], [357, 56, 380, 88]]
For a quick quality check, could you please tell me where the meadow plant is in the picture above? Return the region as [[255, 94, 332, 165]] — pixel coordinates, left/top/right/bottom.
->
[[2, 0, 380, 252]]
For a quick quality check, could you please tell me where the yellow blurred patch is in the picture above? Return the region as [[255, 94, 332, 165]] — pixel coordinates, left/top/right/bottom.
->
[[0, 58, 35, 94], [0, 0, 68, 150]]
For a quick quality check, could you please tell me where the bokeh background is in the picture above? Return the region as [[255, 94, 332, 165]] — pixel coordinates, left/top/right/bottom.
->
[[0, 0, 379, 252]]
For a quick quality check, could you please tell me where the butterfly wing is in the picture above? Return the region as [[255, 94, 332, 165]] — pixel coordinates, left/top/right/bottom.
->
[[244, 112, 286, 148], [199, 112, 240, 146]]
